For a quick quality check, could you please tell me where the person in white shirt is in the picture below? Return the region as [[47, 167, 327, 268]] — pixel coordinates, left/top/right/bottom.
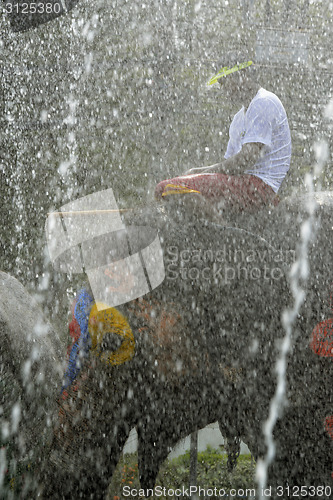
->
[[155, 55, 291, 213]]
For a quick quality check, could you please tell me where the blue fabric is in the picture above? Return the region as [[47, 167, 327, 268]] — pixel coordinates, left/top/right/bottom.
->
[[61, 289, 94, 392]]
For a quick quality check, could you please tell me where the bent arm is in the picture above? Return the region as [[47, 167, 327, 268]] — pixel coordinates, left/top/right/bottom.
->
[[185, 142, 263, 176]]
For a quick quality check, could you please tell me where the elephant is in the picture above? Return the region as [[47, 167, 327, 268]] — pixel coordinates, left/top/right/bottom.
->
[[0, 271, 63, 496], [1, 191, 332, 499]]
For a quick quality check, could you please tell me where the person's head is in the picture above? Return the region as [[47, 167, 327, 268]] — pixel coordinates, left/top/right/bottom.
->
[[209, 51, 259, 106]]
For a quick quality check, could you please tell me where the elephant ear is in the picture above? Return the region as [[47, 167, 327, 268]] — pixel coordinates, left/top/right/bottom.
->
[[6, 0, 80, 33]]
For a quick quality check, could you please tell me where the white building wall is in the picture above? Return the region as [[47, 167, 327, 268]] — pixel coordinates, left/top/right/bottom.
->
[[123, 423, 251, 458]]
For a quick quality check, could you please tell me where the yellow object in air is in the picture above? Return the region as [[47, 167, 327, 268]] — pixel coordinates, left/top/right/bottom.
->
[[208, 60, 253, 86], [89, 303, 135, 366], [162, 183, 201, 197]]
